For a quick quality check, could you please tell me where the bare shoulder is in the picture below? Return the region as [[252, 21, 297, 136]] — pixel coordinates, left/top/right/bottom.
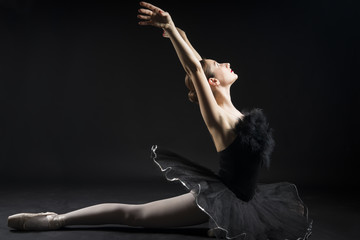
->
[[209, 111, 244, 152]]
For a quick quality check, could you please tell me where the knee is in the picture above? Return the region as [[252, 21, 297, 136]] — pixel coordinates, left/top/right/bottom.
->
[[124, 205, 147, 227]]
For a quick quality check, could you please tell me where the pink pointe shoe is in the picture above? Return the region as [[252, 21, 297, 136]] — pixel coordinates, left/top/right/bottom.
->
[[8, 212, 65, 231]]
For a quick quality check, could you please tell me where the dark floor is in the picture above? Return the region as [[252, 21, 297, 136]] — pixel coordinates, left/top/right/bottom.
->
[[1, 179, 359, 240]]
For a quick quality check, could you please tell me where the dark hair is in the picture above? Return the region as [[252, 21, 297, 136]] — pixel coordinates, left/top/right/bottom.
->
[[185, 74, 198, 103], [200, 59, 215, 79], [184, 59, 215, 104]]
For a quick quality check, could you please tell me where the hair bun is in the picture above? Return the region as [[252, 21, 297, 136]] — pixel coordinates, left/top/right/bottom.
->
[[184, 74, 199, 104], [188, 90, 198, 103]]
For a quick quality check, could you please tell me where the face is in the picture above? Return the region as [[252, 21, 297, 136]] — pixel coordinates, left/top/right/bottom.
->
[[205, 59, 238, 86]]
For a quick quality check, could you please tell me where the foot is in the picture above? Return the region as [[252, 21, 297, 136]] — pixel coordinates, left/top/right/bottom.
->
[[8, 212, 65, 231]]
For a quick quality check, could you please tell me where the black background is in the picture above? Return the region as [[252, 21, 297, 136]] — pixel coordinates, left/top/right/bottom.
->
[[1, 0, 359, 189]]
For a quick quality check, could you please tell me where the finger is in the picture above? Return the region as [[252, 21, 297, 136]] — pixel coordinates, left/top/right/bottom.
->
[[137, 14, 151, 20], [163, 33, 170, 38], [138, 20, 165, 29], [139, 1, 164, 14], [138, 20, 152, 26], [138, 8, 152, 16]]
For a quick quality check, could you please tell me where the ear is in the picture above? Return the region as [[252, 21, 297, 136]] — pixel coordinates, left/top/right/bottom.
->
[[208, 78, 220, 87]]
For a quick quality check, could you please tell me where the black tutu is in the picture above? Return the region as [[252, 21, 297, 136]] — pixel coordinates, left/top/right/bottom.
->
[[151, 145, 313, 240]]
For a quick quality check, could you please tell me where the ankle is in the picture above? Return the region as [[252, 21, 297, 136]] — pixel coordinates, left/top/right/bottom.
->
[[52, 214, 66, 229]]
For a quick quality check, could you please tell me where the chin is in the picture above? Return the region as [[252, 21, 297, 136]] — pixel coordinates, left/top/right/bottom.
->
[[232, 74, 239, 82]]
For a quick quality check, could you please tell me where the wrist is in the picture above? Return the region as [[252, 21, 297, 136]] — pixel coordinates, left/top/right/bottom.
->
[[164, 21, 176, 33]]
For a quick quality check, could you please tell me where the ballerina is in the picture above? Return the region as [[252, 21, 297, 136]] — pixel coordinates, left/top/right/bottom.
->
[[8, 2, 312, 239]]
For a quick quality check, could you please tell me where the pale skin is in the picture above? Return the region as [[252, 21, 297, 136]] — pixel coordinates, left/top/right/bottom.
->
[[138, 2, 244, 152], [9, 2, 245, 234]]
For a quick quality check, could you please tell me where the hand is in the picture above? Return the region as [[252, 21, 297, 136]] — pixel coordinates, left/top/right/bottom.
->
[[138, 2, 174, 29]]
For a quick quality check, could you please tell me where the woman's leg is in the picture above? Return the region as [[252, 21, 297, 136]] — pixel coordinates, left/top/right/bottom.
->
[[63, 192, 208, 228], [8, 192, 209, 230]]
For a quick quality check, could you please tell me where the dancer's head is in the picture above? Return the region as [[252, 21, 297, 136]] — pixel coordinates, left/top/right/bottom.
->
[[185, 59, 238, 103]]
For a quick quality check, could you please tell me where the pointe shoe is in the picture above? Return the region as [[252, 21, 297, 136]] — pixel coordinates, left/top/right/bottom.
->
[[8, 212, 65, 231]]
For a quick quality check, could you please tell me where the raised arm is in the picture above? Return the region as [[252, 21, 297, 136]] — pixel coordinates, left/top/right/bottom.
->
[[138, 2, 222, 130], [163, 27, 202, 61]]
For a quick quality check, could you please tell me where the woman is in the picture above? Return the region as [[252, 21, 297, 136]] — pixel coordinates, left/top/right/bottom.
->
[[8, 2, 312, 239]]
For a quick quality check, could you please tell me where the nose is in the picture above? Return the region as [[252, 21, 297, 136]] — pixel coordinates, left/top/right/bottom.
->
[[226, 63, 230, 68]]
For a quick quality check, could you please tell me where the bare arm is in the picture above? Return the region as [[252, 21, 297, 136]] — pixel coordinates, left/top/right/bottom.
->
[[163, 28, 202, 61], [138, 2, 221, 129]]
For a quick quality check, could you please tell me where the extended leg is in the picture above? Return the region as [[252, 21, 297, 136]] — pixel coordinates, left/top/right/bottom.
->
[[8, 192, 209, 230], [63, 192, 208, 227]]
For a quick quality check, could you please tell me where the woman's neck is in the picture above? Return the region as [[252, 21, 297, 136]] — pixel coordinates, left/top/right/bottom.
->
[[214, 87, 243, 119]]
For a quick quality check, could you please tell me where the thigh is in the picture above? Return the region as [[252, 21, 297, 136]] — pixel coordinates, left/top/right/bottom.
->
[[138, 192, 209, 228]]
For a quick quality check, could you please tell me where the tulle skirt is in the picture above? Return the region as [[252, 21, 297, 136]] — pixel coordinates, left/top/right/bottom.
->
[[151, 145, 313, 240]]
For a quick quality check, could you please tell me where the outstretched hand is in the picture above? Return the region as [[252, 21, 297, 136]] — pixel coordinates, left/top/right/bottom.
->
[[137, 2, 174, 29]]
